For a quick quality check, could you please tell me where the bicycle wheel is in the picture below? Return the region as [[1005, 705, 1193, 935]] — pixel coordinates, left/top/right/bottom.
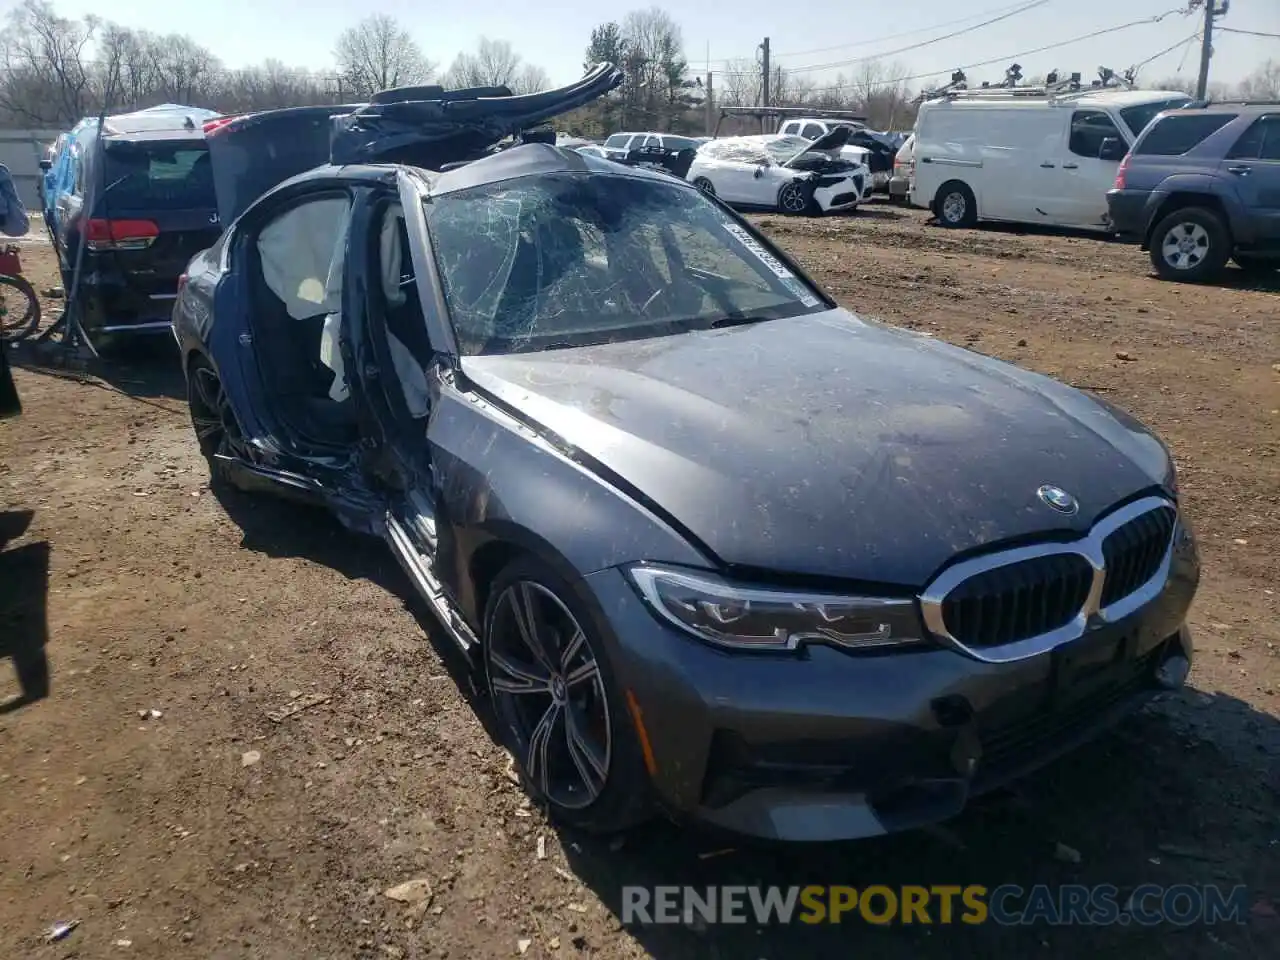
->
[[0, 274, 40, 342]]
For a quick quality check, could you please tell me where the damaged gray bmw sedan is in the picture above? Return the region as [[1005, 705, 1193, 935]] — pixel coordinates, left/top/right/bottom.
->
[[173, 66, 1199, 842]]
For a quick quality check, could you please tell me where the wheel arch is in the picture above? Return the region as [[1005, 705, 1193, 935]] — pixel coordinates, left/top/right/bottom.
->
[[183, 344, 213, 381], [468, 534, 565, 632], [1143, 193, 1230, 250], [933, 178, 978, 221]]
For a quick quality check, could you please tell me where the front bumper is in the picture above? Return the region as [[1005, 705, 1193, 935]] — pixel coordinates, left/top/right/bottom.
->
[[812, 172, 872, 212], [1106, 189, 1152, 242], [583, 521, 1199, 842]]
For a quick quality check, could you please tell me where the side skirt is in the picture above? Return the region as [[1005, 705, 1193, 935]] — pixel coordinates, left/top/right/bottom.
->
[[216, 455, 386, 536], [383, 507, 480, 660]]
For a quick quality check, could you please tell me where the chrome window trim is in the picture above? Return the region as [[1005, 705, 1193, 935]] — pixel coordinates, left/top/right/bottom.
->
[[919, 495, 1177, 664]]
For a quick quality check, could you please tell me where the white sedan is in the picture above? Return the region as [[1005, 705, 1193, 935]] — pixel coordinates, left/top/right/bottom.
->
[[685, 130, 872, 215]]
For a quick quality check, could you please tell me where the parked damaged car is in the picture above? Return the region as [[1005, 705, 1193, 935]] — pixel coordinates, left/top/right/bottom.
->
[[686, 129, 873, 215], [43, 104, 223, 345], [174, 64, 1199, 842]]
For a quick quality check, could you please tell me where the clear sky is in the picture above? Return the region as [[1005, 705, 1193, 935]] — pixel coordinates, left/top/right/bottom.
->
[[47, 0, 1279, 90]]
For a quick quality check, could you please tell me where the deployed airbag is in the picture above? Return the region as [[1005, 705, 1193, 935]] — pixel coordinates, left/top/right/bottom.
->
[[257, 197, 351, 320]]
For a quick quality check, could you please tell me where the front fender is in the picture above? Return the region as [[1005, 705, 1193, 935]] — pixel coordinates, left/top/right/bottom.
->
[[427, 383, 712, 626]]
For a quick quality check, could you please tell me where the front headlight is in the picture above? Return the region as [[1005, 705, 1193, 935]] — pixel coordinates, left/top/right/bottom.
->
[[628, 565, 925, 653]]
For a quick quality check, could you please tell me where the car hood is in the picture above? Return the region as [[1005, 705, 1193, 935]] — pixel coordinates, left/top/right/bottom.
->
[[205, 63, 623, 225], [460, 310, 1171, 586], [782, 126, 852, 168]]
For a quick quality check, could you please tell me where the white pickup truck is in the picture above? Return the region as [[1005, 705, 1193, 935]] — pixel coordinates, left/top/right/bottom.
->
[[776, 118, 894, 190]]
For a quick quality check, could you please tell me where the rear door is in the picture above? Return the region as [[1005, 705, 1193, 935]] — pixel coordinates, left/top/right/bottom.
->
[[96, 137, 221, 313], [714, 142, 773, 204], [1222, 114, 1280, 245]]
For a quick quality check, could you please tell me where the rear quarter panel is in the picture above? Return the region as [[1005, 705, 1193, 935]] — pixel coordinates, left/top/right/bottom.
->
[[1136, 171, 1244, 243]]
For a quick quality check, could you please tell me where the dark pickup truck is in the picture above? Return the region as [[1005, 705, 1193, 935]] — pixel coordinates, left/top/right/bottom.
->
[[1106, 102, 1280, 282]]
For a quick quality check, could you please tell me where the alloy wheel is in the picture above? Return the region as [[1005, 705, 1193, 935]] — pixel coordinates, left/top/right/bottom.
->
[[486, 581, 612, 810], [1160, 222, 1210, 271], [941, 191, 967, 225], [778, 182, 809, 214], [189, 364, 244, 460]]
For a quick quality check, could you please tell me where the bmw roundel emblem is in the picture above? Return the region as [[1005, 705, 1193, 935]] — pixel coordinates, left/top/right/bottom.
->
[[1037, 484, 1079, 515]]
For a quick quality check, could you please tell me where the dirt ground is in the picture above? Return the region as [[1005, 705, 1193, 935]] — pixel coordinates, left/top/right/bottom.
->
[[1, 207, 1277, 960]]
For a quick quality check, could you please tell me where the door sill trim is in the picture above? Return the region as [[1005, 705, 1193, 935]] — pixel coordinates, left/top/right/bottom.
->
[[385, 511, 478, 656]]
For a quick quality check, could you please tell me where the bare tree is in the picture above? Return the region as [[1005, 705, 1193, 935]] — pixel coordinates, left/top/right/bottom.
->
[[444, 37, 522, 89], [1237, 59, 1280, 100], [847, 59, 910, 128], [720, 57, 761, 108], [513, 64, 551, 95], [146, 34, 220, 104], [94, 22, 152, 108], [334, 14, 434, 98], [0, 0, 96, 125], [0, 2, 343, 123], [1149, 74, 1197, 95], [443, 38, 552, 94], [619, 7, 691, 131]]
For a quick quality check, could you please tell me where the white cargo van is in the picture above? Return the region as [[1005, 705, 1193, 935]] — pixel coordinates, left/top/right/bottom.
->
[[910, 88, 1191, 230]]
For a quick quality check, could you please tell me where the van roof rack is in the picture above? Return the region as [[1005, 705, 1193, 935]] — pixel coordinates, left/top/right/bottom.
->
[[1187, 98, 1280, 108], [926, 65, 1138, 104]]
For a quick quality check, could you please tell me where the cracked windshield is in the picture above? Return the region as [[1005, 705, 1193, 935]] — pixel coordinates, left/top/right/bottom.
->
[[424, 173, 826, 354]]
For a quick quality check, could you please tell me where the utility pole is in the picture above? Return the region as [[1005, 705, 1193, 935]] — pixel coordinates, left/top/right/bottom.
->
[[1195, 0, 1229, 100], [705, 71, 714, 136], [760, 37, 771, 132]]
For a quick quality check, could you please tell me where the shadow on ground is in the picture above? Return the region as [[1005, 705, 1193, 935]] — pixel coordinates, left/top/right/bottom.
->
[[90, 336, 187, 400], [554, 694, 1278, 959], [211, 485, 505, 744], [846, 205, 910, 222], [202, 467, 1278, 960], [10, 328, 186, 404], [0, 509, 51, 713]]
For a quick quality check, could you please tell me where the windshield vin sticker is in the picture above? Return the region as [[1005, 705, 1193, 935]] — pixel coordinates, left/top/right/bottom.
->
[[723, 224, 795, 280]]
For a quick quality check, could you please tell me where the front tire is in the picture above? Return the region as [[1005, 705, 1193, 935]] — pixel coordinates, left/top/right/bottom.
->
[[483, 557, 655, 833], [777, 180, 815, 216], [934, 181, 977, 228], [1149, 207, 1230, 282], [692, 176, 716, 197]]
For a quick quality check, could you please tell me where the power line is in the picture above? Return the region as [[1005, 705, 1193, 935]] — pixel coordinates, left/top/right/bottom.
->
[[1133, 31, 1201, 74], [804, 9, 1195, 93], [770, 0, 1052, 59], [1217, 27, 1280, 39], [785, 0, 1055, 74], [702, 0, 1050, 68]]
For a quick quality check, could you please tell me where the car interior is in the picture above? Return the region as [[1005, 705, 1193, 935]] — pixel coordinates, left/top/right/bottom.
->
[[248, 194, 438, 449], [251, 193, 360, 446], [373, 203, 434, 421]]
